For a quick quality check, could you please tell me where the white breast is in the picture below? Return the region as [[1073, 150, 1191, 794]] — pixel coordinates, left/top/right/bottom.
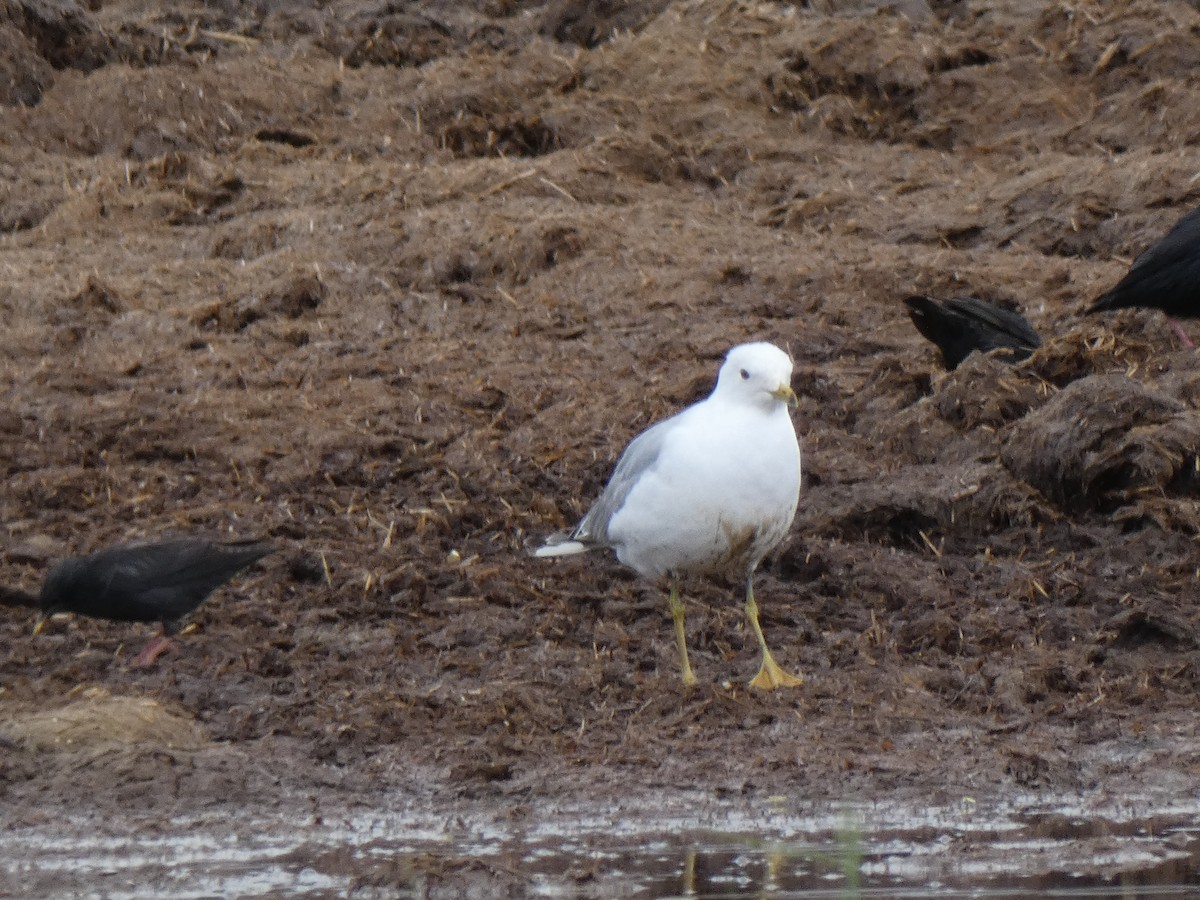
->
[[606, 398, 801, 580]]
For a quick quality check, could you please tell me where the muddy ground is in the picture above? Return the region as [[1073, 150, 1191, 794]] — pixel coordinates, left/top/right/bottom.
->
[[3, 0, 1200, 893]]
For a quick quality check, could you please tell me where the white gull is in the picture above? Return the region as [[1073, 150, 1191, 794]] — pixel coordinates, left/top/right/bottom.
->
[[536, 341, 803, 689]]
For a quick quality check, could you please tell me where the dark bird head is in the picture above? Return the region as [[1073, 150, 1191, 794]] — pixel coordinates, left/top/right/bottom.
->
[[38, 559, 77, 616], [33, 557, 88, 634]]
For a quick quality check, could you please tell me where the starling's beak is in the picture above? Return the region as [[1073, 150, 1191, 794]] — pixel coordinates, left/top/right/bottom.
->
[[32, 615, 47, 636], [771, 383, 798, 409]]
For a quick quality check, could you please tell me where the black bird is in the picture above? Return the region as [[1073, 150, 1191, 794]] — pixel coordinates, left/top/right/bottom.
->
[[1088, 206, 1200, 348], [904, 295, 1042, 371], [34, 538, 274, 667]]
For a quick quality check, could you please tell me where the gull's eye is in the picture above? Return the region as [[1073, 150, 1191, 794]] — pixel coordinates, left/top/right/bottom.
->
[[739, 368, 750, 380]]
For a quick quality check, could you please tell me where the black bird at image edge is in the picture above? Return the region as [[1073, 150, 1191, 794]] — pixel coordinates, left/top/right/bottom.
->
[[904, 295, 1042, 371], [33, 537, 275, 667], [1088, 205, 1200, 348]]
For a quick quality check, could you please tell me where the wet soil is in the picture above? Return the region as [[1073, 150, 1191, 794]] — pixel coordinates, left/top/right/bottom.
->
[[4, 0, 1200, 893]]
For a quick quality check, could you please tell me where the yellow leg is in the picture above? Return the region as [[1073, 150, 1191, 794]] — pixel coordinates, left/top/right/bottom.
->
[[668, 580, 697, 687], [745, 578, 802, 690]]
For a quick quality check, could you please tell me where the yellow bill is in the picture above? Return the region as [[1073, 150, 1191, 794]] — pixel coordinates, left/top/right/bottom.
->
[[771, 383, 798, 409]]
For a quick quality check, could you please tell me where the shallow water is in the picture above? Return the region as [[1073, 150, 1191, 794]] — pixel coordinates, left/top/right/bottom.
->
[[3, 794, 1198, 898]]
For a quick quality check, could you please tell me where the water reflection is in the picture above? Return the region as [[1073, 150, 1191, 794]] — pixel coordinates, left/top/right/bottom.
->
[[1, 801, 1198, 897], [512, 826, 1199, 898]]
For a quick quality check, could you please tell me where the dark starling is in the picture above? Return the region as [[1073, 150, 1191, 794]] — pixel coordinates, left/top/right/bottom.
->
[[36, 538, 274, 666], [1088, 206, 1200, 348], [904, 295, 1042, 371]]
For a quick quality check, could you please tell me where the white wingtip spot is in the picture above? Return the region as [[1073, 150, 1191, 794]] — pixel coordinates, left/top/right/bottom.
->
[[533, 541, 587, 558]]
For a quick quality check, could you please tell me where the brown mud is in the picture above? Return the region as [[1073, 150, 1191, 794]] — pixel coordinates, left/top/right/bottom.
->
[[3, 0, 1200, 893]]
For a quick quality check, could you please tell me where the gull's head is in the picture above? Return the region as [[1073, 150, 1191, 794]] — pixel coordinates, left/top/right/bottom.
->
[[714, 342, 796, 411]]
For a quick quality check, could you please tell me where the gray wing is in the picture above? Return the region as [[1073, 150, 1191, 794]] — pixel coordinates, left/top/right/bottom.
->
[[571, 413, 678, 547]]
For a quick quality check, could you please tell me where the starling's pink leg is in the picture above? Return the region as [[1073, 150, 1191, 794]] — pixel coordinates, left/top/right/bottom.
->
[[132, 634, 174, 667], [1169, 317, 1196, 349]]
